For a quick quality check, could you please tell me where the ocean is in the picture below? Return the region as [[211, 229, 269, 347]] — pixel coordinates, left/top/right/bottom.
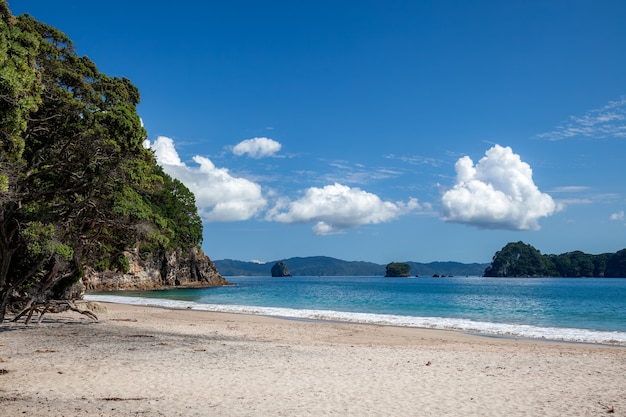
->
[[86, 276, 626, 345]]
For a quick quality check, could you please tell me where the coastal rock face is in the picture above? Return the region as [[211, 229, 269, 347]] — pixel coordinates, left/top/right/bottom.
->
[[82, 247, 229, 291], [271, 261, 292, 277]]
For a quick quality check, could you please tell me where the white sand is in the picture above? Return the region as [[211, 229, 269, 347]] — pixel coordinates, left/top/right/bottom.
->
[[1, 302, 625, 416]]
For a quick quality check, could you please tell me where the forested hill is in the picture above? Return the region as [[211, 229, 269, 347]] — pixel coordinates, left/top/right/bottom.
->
[[215, 257, 489, 277], [484, 242, 626, 277], [218, 243, 626, 277]]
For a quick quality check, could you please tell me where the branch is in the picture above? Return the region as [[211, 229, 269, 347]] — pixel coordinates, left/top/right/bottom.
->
[[12, 299, 98, 324]]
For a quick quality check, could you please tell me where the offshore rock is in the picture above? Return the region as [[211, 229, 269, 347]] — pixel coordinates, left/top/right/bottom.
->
[[271, 261, 292, 277], [82, 247, 229, 291]]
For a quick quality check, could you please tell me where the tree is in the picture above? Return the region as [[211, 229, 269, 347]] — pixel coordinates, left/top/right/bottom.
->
[[551, 251, 594, 277], [0, 1, 41, 188], [143, 165, 203, 255], [592, 253, 611, 277], [0, 10, 145, 319], [0, 4, 205, 322], [484, 241, 626, 278], [606, 249, 626, 278], [385, 262, 410, 277]]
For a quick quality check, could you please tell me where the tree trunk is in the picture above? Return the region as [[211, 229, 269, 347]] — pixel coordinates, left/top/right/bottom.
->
[[0, 288, 12, 323], [11, 296, 36, 322]]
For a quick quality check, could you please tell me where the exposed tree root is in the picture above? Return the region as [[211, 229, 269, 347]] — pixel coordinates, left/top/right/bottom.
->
[[10, 299, 98, 324]]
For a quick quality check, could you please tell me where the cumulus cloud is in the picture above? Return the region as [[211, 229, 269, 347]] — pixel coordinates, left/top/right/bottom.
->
[[440, 145, 557, 230], [266, 183, 420, 235], [232, 137, 282, 158], [148, 136, 183, 166], [536, 97, 626, 140], [610, 210, 624, 221], [147, 136, 267, 222]]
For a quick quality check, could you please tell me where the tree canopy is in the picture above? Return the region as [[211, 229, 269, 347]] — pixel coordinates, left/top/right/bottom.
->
[[0, 2, 204, 322]]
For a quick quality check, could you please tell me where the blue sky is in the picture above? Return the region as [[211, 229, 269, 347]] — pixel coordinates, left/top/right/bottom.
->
[[10, 1, 626, 264]]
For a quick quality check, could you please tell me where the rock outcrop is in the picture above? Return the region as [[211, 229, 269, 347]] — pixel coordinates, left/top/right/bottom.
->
[[385, 262, 411, 277], [271, 261, 292, 277], [82, 247, 229, 291]]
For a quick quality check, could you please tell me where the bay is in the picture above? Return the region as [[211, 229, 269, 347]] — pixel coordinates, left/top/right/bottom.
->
[[87, 276, 626, 345]]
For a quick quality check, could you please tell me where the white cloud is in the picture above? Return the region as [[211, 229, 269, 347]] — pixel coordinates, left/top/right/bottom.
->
[[148, 136, 266, 222], [440, 145, 557, 230], [232, 137, 282, 158], [555, 198, 591, 206], [548, 186, 590, 193], [149, 136, 184, 166], [250, 259, 266, 264], [384, 153, 444, 167], [323, 159, 404, 185], [266, 183, 420, 235], [536, 96, 626, 140], [610, 210, 624, 221]]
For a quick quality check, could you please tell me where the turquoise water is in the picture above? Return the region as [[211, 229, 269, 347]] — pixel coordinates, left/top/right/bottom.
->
[[87, 276, 626, 345]]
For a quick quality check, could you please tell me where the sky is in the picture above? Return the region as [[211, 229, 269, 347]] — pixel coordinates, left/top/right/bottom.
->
[[9, 0, 626, 264]]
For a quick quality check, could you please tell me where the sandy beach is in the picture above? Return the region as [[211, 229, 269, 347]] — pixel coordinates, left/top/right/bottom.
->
[[1, 302, 625, 416]]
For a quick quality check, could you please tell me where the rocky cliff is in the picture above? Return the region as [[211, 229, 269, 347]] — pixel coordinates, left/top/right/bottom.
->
[[82, 247, 229, 291]]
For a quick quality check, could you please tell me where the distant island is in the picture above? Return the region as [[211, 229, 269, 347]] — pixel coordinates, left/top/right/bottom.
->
[[215, 242, 626, 278], [214, 256, 488, 277], [485, 241, 626, 278], [384, 262, 411, 277], [270, 261, 292, 277]]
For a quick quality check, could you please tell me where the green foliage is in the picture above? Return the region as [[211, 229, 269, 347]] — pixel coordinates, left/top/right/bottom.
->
[[116, 253, 130, 274], [606, 249, 626, 278], [95, 253, 129, 273], [484, 242, 626, 277], [484, 242, 553, 277], [0, 4, 205, 321], [385, 262, 411, 277], [111, 166, 203, 258], [21, 222, 73, 260], [549, 250, 595, 277], [0, 1, 42, 160], [0, 0, 41, 202], [146, 166, 203, 250]]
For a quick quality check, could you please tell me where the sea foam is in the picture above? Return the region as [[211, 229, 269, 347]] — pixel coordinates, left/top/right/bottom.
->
[[85, 294, 626, 346]]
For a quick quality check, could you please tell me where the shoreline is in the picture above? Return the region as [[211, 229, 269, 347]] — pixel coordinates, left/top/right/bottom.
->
[[85, 294, 626, 346], [2, 301, 625, 416]]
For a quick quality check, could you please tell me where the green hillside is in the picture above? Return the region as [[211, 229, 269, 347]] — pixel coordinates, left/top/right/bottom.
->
[[214, 257, 489, 277]]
